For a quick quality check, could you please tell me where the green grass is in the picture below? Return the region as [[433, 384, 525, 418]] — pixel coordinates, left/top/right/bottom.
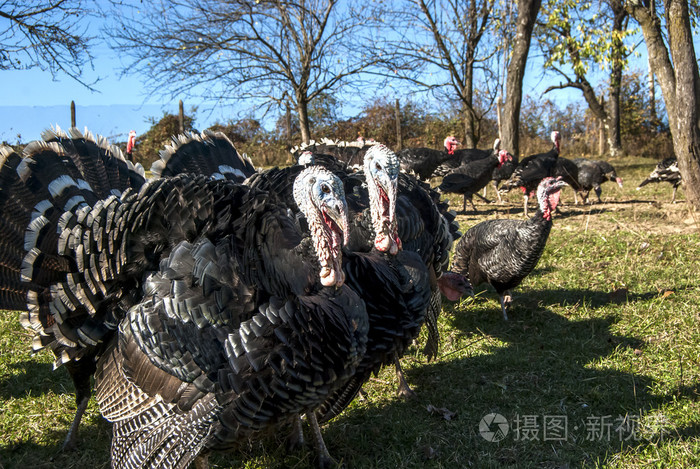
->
[[1, 157, 699, 468]]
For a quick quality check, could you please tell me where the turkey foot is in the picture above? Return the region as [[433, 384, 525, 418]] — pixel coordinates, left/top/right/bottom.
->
[[395, 356, 416, 399], [308, 412, 341, 469], [61, 394, 90, 451], [287, 415, 305, 452], [500, 292, 513, 321]]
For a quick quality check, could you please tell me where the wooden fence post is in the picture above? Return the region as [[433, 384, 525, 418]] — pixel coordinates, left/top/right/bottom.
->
[[395, 98, 402, 151], [70, 101, 76, 127], [179, 100, 185, 133]]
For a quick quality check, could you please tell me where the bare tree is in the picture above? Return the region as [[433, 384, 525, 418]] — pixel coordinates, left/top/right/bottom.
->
[[0, 1, 95, 86], [499, 0, 541, 157], [387, 0, 500, 148], [107, 0, 386, 143], [537, 0, 633, 157], [627, 0, 700, 209]]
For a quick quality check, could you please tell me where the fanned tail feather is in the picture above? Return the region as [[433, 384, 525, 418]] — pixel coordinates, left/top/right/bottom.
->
[[151, 130, 256, 182], [0, 129, 146, 366]]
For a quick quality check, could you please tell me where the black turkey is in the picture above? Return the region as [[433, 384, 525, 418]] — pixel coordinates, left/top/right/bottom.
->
[[245, 145, 465, 362], [489, 152, 519, 202], [451, 177, 567, 320], [171, 143, 463, 396], [312, 148, 469, 424], [0, 128, 371, 468], [396, 136, 461, 180], [150, 141, 441, 463], [573, 158, 623, 204], [637, 157, 682, 202], [552, 156, 583, 204], [0, 127, 147, 450], [500, 131, 561, 217], [432, 138, 502, 177], [97, 166, 372, 469], [437, 149, 513, 212]]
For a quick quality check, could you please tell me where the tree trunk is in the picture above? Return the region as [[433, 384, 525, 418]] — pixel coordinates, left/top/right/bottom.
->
[[296, 95, 311, 144], [627, 0, 700, 209], [463, 64, 477, 148], [501, 0, 541, 157], [395, 98, 403, 150], [647, 0, 657, 124], [648, 66, 657, 124], [606, 1, 626, 157]]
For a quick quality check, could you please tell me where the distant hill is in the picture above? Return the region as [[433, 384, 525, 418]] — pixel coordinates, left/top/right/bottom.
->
[[0, 104, 166, 144]]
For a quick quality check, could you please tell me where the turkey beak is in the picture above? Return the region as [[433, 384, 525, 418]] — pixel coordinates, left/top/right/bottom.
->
[[326, 198, 349, 246], [380, 173, 398, 225], [616, 177, 623, 188]]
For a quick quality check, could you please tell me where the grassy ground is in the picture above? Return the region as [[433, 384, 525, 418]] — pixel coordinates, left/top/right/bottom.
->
[[1, 157, 698, 469]]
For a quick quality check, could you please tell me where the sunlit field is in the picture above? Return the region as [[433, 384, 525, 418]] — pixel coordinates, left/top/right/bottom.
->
[[1, 156, 698, 469]]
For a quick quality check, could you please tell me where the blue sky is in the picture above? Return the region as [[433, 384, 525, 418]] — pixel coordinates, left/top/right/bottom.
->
[[0, 50, 566, 145], [0, 3, 662, 146], [0, 43, 240, 144]]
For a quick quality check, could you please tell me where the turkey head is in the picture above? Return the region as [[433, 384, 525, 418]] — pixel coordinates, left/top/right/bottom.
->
[[537, 177, 568, 220], [364, 144, 401, 254], [443, 136, 461, 155], [293, 166, 349, 287]]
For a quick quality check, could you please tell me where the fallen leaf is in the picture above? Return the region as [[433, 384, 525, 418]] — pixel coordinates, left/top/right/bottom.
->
[[634, 349, 643, 356], [661, 290, 674, 299], [422, 445, 436, 460], [426, 404, 457, 421]]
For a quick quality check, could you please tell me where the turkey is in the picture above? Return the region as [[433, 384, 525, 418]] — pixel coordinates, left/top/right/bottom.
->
[[552, 156, 583, 204], [573, 158, 623, 204], [287, 148, 469, 425], [437, 149, 513, 212], [150, 141, 444, 464], [396, 136, 461, 180], [451, 177, 567, 320], [500, 131, 561, 217], [488, 152, 519, 202], [259, 145, 464, 357], [291, 137, 382, 167], [432, 138, 502, 177], [125, 130, 137, 162], [156, 141, 465, 405], [0, 128, 370, 468], [290, 146, 468, 358], [637, 156, 682, 202], [0, 127, 147, 450], [97, 166, 372, 469]]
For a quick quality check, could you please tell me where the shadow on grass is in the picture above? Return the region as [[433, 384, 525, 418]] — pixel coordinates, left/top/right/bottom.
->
[[0, 361, 75, 400], [0, 420, 111, 469], [304, 304, 695, 468], [459, 283, 669, 312]]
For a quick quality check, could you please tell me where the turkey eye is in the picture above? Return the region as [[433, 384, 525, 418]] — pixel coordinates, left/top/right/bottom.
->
[[321, 184, 331, 194]]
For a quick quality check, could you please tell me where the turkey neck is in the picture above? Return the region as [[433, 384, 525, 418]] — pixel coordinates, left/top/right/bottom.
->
[[514, 209, 553, 269]]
